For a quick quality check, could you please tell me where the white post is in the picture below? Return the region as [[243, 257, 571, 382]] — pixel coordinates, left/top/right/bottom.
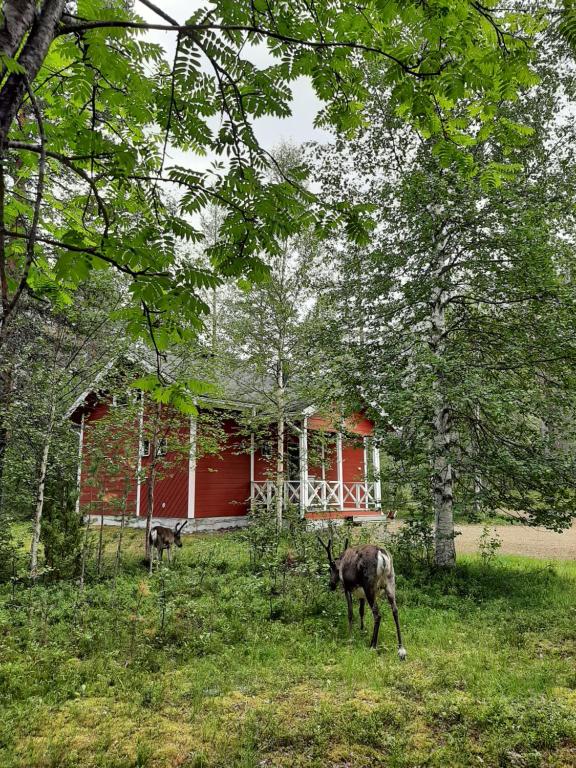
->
[[336, 432, 344, 510], [250, 429, 255, 510], [320, 440, 327, 510], [187, 415, 197, 519], [74, 413, 85, 516], [372, 441, 381, 508], [299, 416, 308, 518], [363, 437, 369, 509], [135, 393, 144, 516]]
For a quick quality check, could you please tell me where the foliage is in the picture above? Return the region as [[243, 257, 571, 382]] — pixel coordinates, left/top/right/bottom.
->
[[311, 43, 576, 563], [387, 517, 436, 575], [478, 524, 503, 566], [0, 1, 542, 380], [1, 527, 576, 767], [40, 484, 83, 582]]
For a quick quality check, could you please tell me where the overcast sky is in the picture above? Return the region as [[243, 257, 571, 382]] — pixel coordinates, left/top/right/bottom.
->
[[137, 0, 332, 168]]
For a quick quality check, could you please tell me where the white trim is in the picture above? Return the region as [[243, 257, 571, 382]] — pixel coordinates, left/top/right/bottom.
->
[[299, 416, 309, 517], [372, 443, 381, 506], [363, 437, 370, 510], [187, 415, 197, 519], [336, 432, 344, 510], [135, 394, 144, 516], [249, 407, 256, 513], [75, 414, 85, 515]]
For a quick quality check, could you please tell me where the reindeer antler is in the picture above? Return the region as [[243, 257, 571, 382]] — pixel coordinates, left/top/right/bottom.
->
[[317, 536, 334, 563]]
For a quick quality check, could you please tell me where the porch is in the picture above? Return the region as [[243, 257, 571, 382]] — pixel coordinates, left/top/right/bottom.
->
[[250, 479, 381, 515], [250, 416, 383, 517]]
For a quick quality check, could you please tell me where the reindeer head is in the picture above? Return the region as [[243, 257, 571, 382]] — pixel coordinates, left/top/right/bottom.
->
[[318, 537, 349, 591], [173, 521, 187, 548]]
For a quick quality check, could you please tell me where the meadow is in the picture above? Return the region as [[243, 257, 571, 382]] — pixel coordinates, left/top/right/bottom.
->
[[0, 526, 575, 768]]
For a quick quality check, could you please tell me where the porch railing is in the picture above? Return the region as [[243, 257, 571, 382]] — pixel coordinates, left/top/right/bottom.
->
[[251, 479, 378, 510]]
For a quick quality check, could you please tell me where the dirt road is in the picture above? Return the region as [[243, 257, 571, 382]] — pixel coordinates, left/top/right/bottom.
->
[[454, 521, 576, 560]]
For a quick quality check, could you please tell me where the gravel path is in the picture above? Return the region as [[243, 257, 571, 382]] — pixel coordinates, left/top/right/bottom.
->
[[454, 521, 576, 560]]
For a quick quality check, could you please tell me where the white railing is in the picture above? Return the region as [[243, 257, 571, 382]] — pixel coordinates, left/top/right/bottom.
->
[[251, 480, 378, 510]]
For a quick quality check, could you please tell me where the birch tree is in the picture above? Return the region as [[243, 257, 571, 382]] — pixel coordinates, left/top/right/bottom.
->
[[314, 51, 576, 566]]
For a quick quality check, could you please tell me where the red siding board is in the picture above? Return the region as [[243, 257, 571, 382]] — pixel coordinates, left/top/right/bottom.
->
[[80, 402, 139, 517], [138, 428, 189, 519], [195, 419, 250, 518], [308, 411, 374, 436]]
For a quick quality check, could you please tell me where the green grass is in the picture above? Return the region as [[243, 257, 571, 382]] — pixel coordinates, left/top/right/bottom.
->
[[1, 528, 575, 768]]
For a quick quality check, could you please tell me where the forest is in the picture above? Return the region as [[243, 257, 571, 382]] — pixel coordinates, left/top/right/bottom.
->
[[1, 1, 576, 767]]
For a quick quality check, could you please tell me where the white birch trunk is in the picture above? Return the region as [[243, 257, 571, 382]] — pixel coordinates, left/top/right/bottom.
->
[[428, 211, 456, 568], [275, 364, 285, 529], [30, 400, 56, 578]]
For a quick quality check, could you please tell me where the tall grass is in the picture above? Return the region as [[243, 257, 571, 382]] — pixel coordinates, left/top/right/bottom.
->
[[0, 528, 575, 767]]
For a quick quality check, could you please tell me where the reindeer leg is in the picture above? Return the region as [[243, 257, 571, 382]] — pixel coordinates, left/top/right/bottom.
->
[[359, 598, 366, 631], [149, 548, 153, 576], [365, 587, 381, 649], [345, 590, 353, 637], [385, 581, 407, 660]]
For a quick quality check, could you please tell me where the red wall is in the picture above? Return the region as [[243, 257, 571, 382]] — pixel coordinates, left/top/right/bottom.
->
[[307, 412, 373, 436], [138, 421, 189, 519], [78, 403, 374, 519], [307, 444, 365, 484], [194, 419, 250, 518], [79, 401, 139, 517]]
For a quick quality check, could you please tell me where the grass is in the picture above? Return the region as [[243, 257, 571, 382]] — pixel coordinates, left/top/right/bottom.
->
[[0, 526, 575, 768]]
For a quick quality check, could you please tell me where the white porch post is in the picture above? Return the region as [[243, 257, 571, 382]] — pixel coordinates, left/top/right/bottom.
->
[[187, 415, 197, 519], [135, 394, 144, 516], [320, 440, 327, 510], [372, 441, 382, 508], [363, 437, 370, 509], [250, 410, 255, 512], [74, 413, 85, 516], [336, 432, 344, 510], [299, 416, 309, 517]]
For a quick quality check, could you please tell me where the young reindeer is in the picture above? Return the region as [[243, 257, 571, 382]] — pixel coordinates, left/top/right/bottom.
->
[[148, 521, 187, 574], [318, 537, 407, 660]]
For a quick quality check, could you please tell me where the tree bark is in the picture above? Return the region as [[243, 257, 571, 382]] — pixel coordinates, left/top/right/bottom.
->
[[0, 0, 67, 145], [428, 210, 457, 568], [30, 399, 56, 578], [0, 362, 12, 512], [432, 402, 456, 567], [0, 1, 37, 61], [275, 363, 285, 529], [144, 401, 161, 559]]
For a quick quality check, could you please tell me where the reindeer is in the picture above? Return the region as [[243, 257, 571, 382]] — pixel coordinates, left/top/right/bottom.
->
[[318, 537, 407, 659], [148, 521, 187, 574]]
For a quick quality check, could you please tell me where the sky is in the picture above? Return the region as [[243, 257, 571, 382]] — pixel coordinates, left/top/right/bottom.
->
[[137, 0, 332, 168]]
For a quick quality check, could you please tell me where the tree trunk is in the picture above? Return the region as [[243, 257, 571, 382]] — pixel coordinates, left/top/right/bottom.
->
[[433, 403, 456, 567], [0, 0, 67, 145], [29, 400, 56, 578], [0, 363, 11, 512], [275, 364, 285, 529], [144, 401, 162, 559], [428, 210, 457, 568], [96, 514, 104, 576]]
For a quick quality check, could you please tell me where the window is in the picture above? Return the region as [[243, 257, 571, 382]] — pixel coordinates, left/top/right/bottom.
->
[[141, 437, 168, 458], [112, 392, 130, 407], [260, 442, 272, 459]]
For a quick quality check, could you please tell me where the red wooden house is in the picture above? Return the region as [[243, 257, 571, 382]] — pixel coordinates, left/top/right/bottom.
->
[[71, 388, 384, 528]]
